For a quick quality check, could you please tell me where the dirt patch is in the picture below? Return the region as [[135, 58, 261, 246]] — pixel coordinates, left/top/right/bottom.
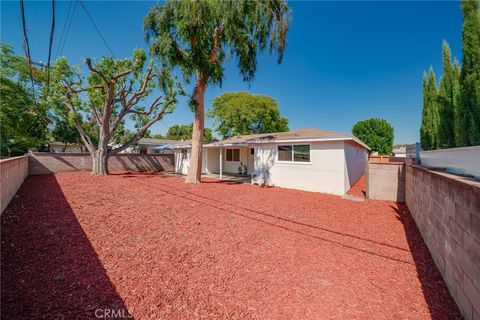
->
[[1, 172, 461, 319]]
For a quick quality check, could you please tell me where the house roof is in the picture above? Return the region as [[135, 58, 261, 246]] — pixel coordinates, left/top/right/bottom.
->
[[393, 146, 406, 154], [175, 128, 370, 150], [138, 138, 183, 146]]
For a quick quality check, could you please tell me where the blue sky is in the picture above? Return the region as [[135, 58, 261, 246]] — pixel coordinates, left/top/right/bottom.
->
[[1, 1, 463, 143]]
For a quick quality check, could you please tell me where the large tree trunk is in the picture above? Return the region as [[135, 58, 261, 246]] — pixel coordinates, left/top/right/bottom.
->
[[91, 149, 109, 176], [185, 78, 207, 183], [91, 133, 109, 176]]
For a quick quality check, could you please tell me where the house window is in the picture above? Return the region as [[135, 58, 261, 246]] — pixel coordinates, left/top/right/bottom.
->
[[250, 148, 254, 155], [294, 145, 310, 162], [226, 148, 240, 161], [181, 149, 188, 160], [277, 144, 310, 163], [278, 145, 293, 161]]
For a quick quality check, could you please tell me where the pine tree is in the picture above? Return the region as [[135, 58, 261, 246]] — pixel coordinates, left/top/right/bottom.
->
[[429, 68, 440, 150], [459, 0, 480, 146], [453, 61, 463, 146], [421, 69, 440, 151], [437, 42, 458, 148], [420, 73, 431, 150]]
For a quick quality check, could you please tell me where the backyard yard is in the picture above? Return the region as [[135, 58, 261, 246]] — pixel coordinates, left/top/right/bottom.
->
[[1, 172, 461, 319]]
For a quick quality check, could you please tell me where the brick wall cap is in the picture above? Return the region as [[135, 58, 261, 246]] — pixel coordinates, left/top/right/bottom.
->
[[0, 155, 29, 164]]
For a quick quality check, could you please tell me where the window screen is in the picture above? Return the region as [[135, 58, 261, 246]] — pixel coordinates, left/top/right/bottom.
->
[[278, 145, 293, 161], [294, 145, 310, 162], [226, 149, 240, 162], [233, 149, 240, 161]]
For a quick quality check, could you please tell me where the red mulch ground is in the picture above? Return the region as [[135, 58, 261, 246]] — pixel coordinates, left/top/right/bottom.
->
[[1, 172, 461, 319], [346, 174, 367, 198]]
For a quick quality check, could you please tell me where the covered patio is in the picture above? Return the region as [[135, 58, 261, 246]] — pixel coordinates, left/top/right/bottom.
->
[[202, 144, 255, 178]]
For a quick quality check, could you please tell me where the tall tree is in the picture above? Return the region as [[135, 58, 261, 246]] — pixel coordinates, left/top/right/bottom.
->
[[437, 42, 459, 149], [166, 123, 213, 143], [420, 69, 440, 150], [453, 61, 463, 146], [52, 49, 180, 175], [51, 111, 83, 152], [352, 118, 394, 155], [0, 43, 49, 156], [459, 0, 480, 146], [420, 73, 430, 150], [209, 92, 289, 139], [144, 0, 291, 183]]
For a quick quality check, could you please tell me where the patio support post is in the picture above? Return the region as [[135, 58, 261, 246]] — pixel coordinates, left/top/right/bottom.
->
[[220, 147, 223, 179]]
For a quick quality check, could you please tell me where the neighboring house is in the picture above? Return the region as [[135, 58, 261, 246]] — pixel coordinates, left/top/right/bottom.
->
[[174, 128, 369, 196], [392, 145, 407, 158], [137, 138, 180, 154], [49, 142, 86, 153]]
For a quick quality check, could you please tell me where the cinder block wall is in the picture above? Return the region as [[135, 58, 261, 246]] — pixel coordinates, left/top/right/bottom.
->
[[406, 165, 480, 320], [0, 156, 29, 213], [367, 162, 406, 202], [28, 152, 174, 175]]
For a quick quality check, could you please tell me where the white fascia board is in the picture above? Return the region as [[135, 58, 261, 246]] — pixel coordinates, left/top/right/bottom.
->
[[174, 137, 370, 150], [248, 137, 370, 150]]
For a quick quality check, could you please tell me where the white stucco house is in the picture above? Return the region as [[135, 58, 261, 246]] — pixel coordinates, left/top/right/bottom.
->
[[174, 128, 369, 196], [137, 138, 179, 154]]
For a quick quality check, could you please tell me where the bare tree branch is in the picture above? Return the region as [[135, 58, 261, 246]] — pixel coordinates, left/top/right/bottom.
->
[[126, 68, 154, 107], [64, 92, 95, 155], [109, 98, 176, 156], [113, 69, 134, 80], [85, 58, 109, 85]]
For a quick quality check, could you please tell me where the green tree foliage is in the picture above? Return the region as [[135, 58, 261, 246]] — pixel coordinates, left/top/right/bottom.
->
[[352, 118, 394, 155], [0, 43, 49, 156], [458, 0, 480, 146], [51, 49, 180, 175], [51, 111, 83, 151], [438, 42, 460, 149], [420, 69, 440, 150], [144, 0, 291, 183], [166, 124, 213, 143], [209, 92, 289, 139]]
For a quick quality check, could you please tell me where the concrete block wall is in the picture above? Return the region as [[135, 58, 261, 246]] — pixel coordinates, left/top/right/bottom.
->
[[406, 165, 480, 320], [28, 152, 174, 175], [367, 162, 406, 202], [0, 156, 29, 213]]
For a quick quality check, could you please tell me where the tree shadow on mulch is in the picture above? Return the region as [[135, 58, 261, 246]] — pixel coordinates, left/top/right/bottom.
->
[[391, 204, 462, 320], [1, 174, 132, 319]]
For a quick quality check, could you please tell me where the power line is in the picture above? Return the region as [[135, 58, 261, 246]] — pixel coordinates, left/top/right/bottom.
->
[[19, 0, 37, 108], [46, 0, 55, 93], [79, 1, 115, 56], [58, 0, 78, 58], [54, 0, 72, 58], [77, 0, 170, 134]]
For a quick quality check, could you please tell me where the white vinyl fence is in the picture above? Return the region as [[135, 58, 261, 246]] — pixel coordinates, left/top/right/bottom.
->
[[419, 146, 480, 179]]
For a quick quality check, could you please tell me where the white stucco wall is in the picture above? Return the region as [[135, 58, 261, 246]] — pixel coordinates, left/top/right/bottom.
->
[[174, 149, 190, 175], [254, 141, 347, 195], [205, 148, 220, 174], [175, 148, 210, 175], [343, 141, 367, 192], [220, 148, 250, 174]]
